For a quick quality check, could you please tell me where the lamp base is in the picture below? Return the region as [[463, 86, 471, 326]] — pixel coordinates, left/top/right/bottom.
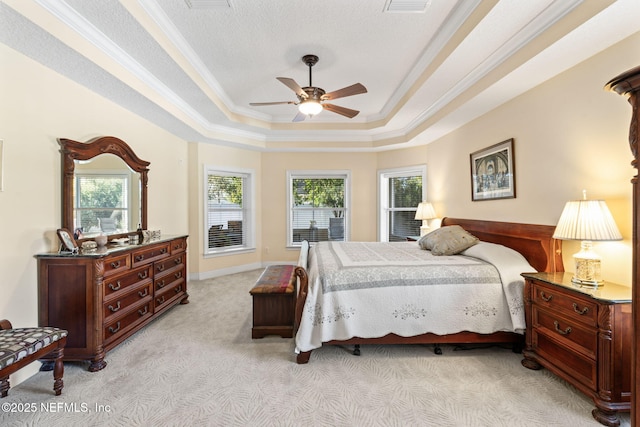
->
[[571, 275, 604, 287], [419, 225, 431, 237], [572, 242, 603, 287]]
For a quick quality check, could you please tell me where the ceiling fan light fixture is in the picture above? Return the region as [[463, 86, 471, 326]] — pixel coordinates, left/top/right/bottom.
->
[[298, 99, 323, 116]]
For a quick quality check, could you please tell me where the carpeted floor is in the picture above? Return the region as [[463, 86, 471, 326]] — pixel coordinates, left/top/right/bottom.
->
[[0, 269, 630, 426]]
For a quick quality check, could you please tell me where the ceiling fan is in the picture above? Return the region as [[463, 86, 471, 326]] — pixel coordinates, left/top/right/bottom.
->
[[250, 54, 367, 122]]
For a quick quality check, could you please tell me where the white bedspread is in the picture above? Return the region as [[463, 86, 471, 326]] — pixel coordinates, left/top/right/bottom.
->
[[295, 241, 535, 353]]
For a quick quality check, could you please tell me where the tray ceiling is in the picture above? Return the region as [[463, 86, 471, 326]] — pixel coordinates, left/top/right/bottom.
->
[[2, 0, 639, 151]]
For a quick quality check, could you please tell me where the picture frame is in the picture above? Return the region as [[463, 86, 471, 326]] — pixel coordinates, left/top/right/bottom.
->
[[57, 228, 79, 254], [470, 138, 515, 201]]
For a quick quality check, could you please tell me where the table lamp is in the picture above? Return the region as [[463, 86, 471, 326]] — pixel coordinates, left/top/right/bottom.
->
[[552, 192, 622, 286], [415, 202, 437, 236]]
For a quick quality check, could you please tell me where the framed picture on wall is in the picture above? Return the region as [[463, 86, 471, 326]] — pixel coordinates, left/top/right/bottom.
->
[[470, 138, 515, 201]]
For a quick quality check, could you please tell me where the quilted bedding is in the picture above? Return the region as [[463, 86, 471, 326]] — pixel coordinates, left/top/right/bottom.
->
[[295, 241, 536, 353]]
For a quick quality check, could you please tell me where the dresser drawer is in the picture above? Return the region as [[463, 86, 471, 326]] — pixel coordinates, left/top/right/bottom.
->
[[131, 242, 171, 268], [154, 281, 186, 313], [532, 306, 597, 359], [103, 253, 131, 277], [154, 267, 185, 293], [170, 237, 187, 254], [103, 265, 152, 299], [531, 281, 597, 327], [103, 282, 153, 324], [532, 329, 597, 392], [154, 253, 185, 276], [103, 300, 153, 346]]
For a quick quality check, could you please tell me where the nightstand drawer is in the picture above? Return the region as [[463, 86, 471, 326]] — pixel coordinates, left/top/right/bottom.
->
[[533, 330, 597, 392], [532, 306, 597, 359], [531, 281, 597, 327]]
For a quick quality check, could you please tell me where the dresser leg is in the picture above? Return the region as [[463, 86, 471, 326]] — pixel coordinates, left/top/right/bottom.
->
[[521, 358, 542, 370], [88, 357, 107, 372], [592, 408, 620, 427]]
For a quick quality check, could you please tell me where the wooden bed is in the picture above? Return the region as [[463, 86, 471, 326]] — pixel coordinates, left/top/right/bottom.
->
[[293, 217, 564, 364]]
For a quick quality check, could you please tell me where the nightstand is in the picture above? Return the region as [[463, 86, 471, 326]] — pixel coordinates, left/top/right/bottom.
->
[[521, 272, 631, 427]]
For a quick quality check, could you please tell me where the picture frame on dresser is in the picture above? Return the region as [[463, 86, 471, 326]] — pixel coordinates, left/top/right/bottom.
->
[[56, 228, 78, 254], [470, 138, 515, 201]]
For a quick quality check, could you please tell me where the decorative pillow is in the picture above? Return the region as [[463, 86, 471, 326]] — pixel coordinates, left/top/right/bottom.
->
[[418, 225, 479, 255]]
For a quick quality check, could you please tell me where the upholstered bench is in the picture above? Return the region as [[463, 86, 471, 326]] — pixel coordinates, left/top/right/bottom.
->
[[250, 265, 296, 339], [0, 319, 67, 397]]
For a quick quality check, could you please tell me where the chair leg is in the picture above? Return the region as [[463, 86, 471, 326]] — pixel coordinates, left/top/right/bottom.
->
[[1, 376, 9, 398], [52, 346, 64, 396]]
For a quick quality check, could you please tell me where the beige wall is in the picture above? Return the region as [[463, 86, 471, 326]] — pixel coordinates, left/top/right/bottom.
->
[[260, 151, 378, 263], [381, 32, 640, 286], [188, 142, 263, 277], [0, 44, 189, 382]]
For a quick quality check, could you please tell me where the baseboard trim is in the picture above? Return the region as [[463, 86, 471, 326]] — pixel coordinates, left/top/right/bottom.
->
[[189, 261, 295, 281]]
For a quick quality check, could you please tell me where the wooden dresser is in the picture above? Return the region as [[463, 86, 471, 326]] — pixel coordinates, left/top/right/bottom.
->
[[36, 235, 188, 372], [521, 272, 631, 427]]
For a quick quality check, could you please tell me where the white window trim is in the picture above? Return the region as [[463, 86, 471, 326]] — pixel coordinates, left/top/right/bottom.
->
[[286, 170, 351, 248], [378, 165, 427, 242], [203, 165, 256, 257]]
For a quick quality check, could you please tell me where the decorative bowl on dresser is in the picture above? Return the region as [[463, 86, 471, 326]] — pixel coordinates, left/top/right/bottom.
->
[[36, 235, 188, 371], [521, 272, 631, 427]]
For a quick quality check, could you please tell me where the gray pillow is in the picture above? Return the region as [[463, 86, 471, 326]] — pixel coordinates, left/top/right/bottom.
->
[[418, 225, 479, 255]]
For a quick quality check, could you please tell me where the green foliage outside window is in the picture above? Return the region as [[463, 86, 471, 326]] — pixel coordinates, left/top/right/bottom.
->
[[208, 175, 243, 205], [390, 176, 422, 208], [293, 178, 345, 217]]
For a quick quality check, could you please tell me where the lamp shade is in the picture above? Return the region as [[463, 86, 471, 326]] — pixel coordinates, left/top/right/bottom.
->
[[414, 202, 436, 220], [553, 200, 622, 241]]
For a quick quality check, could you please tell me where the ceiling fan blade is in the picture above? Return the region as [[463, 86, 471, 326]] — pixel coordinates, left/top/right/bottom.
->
[[323, 103, 360, 119], [276, 77, 307, 98], [292, 111, 306, 122], [322, 83, 367, 101], [249, 101, 295, 106]]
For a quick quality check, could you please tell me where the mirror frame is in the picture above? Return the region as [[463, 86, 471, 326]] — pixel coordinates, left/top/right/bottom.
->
[[59, 136, 150, 239]]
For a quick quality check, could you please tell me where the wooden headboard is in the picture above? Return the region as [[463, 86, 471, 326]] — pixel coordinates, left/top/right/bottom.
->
[[441, 217, 564, 273]]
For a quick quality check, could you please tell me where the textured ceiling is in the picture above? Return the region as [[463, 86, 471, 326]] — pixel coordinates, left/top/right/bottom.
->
[[2, 0, 640, 151]]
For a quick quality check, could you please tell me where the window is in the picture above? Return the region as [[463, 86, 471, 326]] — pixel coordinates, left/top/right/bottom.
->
[[75, 173, 130, 233], [287, 171, 349, 246], [379, 166, 426, 241], [205, 167, 254, 254]]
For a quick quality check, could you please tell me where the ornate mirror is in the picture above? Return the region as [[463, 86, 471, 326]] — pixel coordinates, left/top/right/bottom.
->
[[60, 136, 149, 239]]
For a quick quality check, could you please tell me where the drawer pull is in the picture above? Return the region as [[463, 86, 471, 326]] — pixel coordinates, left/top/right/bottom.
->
[[174, 285, 182, 293], [174, 257, 182, 265], [156, 296, 165, 305], [110, 261, 121, 269], [108, 322, 121, 334], [138, 271, 148, 279], [108, 281, 121, 291], [138, 288, 148, 298], [108, 301, 121, 312], [553, 321, 572, 335], [175, 271, 183, 279], [138, 306, 149, 316], [572, 303, 589, 315], [157, 280, 166, 288], [161, 248, 167, 254], [157, 264, 165, 272], [135, 255, 145, 262], [540, 291, 553, 302]]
